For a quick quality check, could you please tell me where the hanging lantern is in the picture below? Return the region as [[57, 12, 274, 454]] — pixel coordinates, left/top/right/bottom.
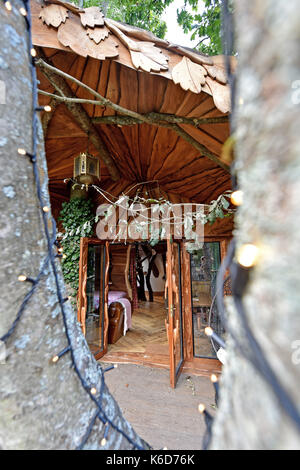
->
[[73, 152, 100, 185]]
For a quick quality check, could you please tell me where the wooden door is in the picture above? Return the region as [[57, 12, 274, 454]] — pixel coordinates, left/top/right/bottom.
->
[[78, 238, 110, 360], [166, 239, 184, 388]]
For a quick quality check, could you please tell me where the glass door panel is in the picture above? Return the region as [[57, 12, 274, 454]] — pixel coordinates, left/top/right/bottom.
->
[[190, 242, 224, 359], [78, 238, 109, 359], [85, 244, 106, 356]]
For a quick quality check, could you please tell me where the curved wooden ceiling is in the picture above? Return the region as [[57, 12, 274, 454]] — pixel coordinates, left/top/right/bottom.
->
[[31, 0, 233, 227]]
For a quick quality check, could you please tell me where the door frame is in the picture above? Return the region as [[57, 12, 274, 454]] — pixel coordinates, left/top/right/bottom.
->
[[181, 238, 230, 368], [77, 237, 227, 379], [166, 239, 185, 388], [78, 237, 110, 360]]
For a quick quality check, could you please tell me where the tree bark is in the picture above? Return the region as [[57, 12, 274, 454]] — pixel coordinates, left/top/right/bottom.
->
[[210, 0, 300, 450], [0, 3, 147, 450]]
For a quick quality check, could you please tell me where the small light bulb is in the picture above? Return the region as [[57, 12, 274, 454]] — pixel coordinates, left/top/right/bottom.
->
[[211, 374, 218, 383], [198, 403, 205, 414], [52, 355, 59, 363], [42, 206, 50, 213], [58, 247, 64, 253], [18, 274, 27, 282], [18, 148, 26, 155], [44, 105, 52, 112], [62, 254, 67, 260], [19, 6, 27, 16], [5, 1, 12, 11], [90, 387, 97, 395], [101, 438, 107, 446], [163, 447, 168, 450], [231, 190, 243, 207], [237, 244, 259, 268], [204, 327, 213, 337], [30, 48, 37, 58]]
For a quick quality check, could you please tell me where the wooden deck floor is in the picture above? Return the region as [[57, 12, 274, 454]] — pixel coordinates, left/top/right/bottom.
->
[[107, 296, 168, 355], [102, 362, 216, 449], [101, 296, 221, 377]]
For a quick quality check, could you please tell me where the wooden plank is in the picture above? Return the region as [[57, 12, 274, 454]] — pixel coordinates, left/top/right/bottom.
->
[[182, 243, 194, 361], [103, 61, 120, 116], [159, 80, 188, 114], [183, 358, 222, 377], [100, 351, 170, 369]]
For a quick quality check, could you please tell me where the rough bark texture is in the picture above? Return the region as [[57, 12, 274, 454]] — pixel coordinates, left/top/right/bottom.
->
[[211, 0, 300, 449], [0, 2, 146, 450]]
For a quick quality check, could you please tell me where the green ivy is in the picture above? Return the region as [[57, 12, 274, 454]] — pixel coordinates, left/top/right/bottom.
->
[[58, 198, 95, 298]]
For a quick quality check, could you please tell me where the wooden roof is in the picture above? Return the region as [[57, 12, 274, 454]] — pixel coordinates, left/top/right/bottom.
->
[[32, 0, 233, 236]]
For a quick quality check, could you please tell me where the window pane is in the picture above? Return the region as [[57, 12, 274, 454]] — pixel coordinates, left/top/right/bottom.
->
[[85, 244, 105, 355], [191, 242, 224, 359]]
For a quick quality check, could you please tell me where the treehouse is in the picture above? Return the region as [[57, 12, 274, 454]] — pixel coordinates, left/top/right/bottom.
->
[[32, 0, 234, 387]]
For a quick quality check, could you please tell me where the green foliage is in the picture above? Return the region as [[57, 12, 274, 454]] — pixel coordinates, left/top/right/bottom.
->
[[58, 198, 95, 297], [177, 0, 223, 55], [81, 0, 173, 38], [75, 0, 230, 54], [204, 190, 233, 225]]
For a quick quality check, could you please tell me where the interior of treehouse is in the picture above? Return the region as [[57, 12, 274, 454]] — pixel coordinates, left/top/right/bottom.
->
[[32, 0, 235, 385]]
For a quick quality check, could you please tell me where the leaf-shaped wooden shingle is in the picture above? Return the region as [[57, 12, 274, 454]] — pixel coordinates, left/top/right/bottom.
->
[[79, 7, 104, 28], [107, 18, 170, 48], [130, 51, 162, 72], [58, 12, 119, 60], [172, 56, 206, 94], [139, 42, 169, 69], [105, 19, 141, 52], [204, 65, 228, 84], [205, 76, 231, 114], [86, 26, 110, 44], [39, 4, 68, 29]]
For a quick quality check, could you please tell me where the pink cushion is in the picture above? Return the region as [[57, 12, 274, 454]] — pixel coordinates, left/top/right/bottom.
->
[[108, 291, 127, 303]]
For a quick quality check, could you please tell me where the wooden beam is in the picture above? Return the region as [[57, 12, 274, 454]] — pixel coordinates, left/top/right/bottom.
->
[[36, 51, 120, 181], [91, 114, 229, 127], [159, 122, 230, 171], [36, 57, 230, 172]]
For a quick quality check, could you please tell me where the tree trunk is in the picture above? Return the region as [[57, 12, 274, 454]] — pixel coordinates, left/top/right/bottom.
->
[[0, 3, 147, 450], [211, 0, 300, 449]]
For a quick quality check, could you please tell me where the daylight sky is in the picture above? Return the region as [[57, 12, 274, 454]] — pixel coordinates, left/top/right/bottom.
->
[[162, 0, 205, 48]]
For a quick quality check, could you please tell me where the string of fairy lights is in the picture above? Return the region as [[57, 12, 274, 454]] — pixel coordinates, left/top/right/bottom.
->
[[1, 0, 144, 450], [2, 0, 300, 452], [197, 0, 300, 450]]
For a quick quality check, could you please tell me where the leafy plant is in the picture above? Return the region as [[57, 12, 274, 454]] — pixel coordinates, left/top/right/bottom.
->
[[58, 198, 95, 298], [204, 189, 233, 225]]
